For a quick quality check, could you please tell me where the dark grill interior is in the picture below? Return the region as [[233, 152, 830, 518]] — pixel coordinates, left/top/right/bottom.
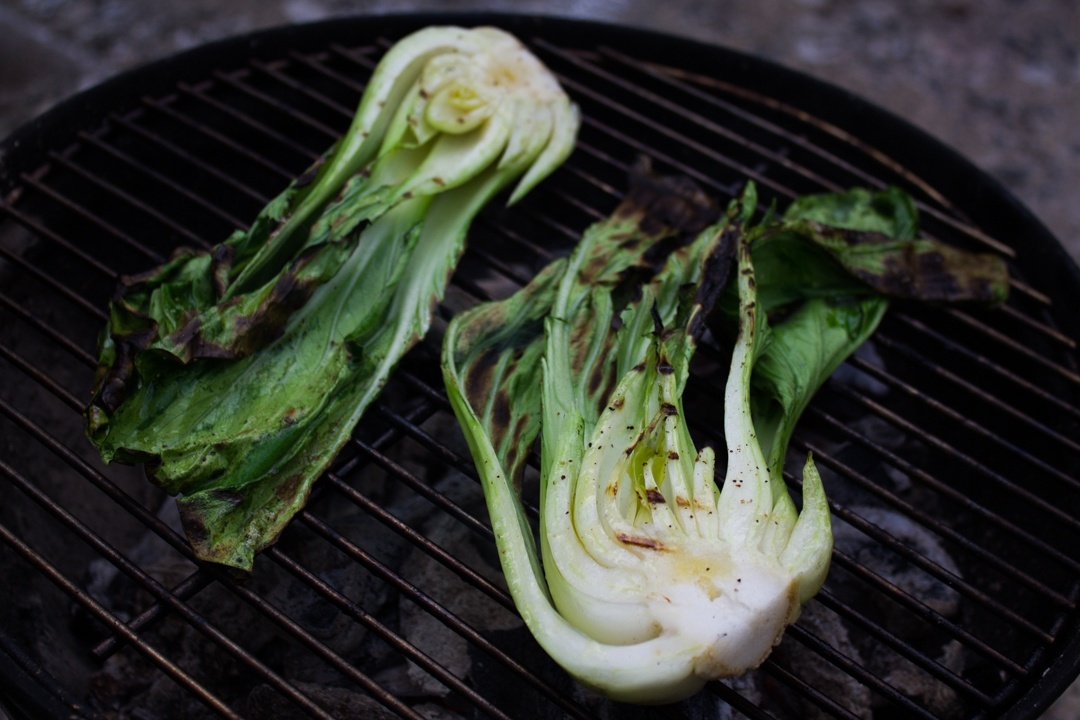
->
[[1, 14, 1079, 720]]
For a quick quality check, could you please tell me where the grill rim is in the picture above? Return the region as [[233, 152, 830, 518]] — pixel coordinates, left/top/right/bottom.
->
[[1, 10, 1079, 719]]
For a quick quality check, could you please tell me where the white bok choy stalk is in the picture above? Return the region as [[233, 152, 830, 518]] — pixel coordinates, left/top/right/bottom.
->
[[442, 168, 1009, 703], [86, 26, 578, 570]]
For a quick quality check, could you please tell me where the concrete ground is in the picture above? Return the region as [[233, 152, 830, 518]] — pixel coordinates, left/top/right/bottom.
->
[[1, 1, 1078, 718]]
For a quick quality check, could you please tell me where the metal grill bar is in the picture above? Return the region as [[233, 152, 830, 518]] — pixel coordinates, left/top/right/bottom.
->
[[827, 380, 1078, 529], [288, 48, 367, 94], [893, 312, 1080, 421], [235, 547, 476, 720], [91, 569, 214, 660], [683, 364, 1055, 681], [758, 660, 864, 720], [812, 589, 995, 707], [820, 482, 1055, 645], [0, 195, 126, 277], [781, 622, 941, 720], [846, 355, 1080, 493], [44, 150, 211, 249], [0, 520, 242, 720], [74, 128, 250, 229], [798, 411, 1077, 603], [290, 510, 597, 720], [139, 95, 299, 179], [666, 392, 1038, 701], [997, 303, 1076, 349], [939, 307, 1080, 385], [0, 447, 341, 720], [83, 381, 540, 719], [0, 305, 534, 720], [249, 58, 358, 117], [552, 68, 800, 200], [871, 332, 1080, 457], [0, 244, 106, 321], [0, 292, 97, 367], [540, 41, 1071, 328], [0, 343, 85, 413], [0, 161, 1036, 720], [691, 327, 1079, 577], [351, 438, 496, 542], [210, 69, 342, 141], [175, 82, 321, 164], [107, 111, 271, 204]]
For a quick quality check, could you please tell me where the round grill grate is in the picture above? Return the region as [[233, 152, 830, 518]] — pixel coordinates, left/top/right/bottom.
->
[[1, 13, 1078, 720]]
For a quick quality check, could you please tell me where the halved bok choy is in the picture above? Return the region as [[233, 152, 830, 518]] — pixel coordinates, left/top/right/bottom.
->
[[442, 168, 1009, 703], [85, 26, 579, 570]]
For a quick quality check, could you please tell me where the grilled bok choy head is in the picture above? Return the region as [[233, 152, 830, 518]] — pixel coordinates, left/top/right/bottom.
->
[[442, 168, 1010, 704], [85, 26, 578, 570]]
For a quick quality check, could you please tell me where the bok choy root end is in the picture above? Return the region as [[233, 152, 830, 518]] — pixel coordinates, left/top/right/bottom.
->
[[85, 26, 579, 570]]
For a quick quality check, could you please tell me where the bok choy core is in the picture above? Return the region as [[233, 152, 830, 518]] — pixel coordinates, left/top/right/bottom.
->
[[85, 26, 579, 570], [442, 166, 1009, 703]]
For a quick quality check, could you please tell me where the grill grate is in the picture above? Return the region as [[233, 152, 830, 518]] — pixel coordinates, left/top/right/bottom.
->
[[1, 14, 1079, 720]]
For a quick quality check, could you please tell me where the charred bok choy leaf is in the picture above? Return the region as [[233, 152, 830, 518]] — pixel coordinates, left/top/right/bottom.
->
[[442, 168, 1009, 703], [85, 26, 579, 570]]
